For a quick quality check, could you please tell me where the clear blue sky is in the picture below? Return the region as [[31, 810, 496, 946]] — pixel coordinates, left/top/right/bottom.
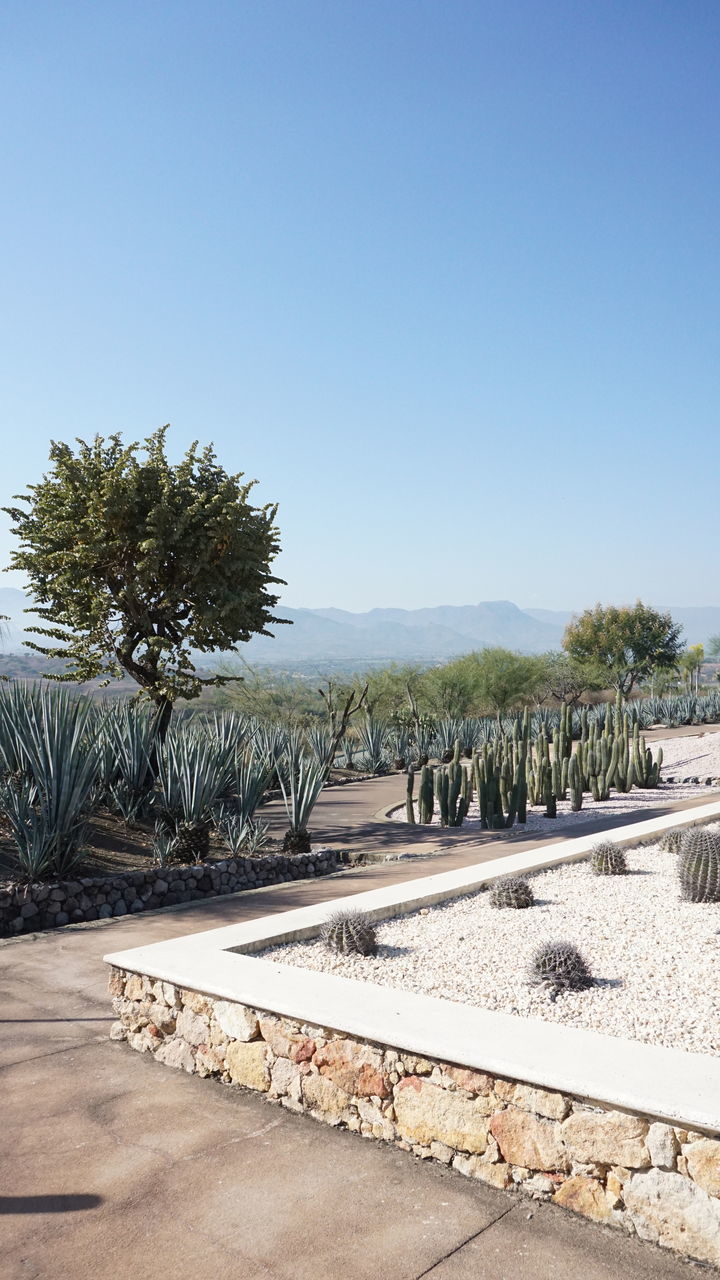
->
[[1, 0, 718, 612]]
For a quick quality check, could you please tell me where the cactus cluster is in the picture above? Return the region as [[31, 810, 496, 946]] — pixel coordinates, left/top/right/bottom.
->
[[678, 828, 720, 903], [489, 876, 534, 909], [590, 841, 628, 876], [530, 941, 594, 1000], [320, 909, 378, 956], [404, 694, 663, 833]]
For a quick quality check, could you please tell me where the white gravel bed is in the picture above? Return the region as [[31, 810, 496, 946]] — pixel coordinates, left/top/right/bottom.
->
[[391, 733, 720, 834], [263, 828, 720, 1056]]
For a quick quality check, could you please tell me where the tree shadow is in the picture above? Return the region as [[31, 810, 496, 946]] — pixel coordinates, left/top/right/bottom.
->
[[0, 1194, 102, 1214]]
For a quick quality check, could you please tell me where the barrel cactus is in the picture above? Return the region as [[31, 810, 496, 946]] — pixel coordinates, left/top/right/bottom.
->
[[590, 841, 627, 876], [490, 876, 534, 909], [321, 909, 378, 956], [659, 828, 684, 853], [678, 828, 720, 903], [530, 941, 594, 1000]]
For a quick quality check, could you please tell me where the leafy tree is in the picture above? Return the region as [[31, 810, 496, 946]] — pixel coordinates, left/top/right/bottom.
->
[[708, 634, 720, 661], [3, 427, 287, 732], [535, 651, 599, 706], [456, 648, 546, 723], [563, 602, 683, 697], [213, 660, 326, 724], [678, 644, 704, 693]]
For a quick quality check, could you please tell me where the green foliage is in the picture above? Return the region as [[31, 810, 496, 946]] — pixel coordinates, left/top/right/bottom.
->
[[4, 427, 286, 726], [321, 909, 378, 957], [563, 602, 683, 696], [535, 652, 601, 705], [489, 876, 534, 909]]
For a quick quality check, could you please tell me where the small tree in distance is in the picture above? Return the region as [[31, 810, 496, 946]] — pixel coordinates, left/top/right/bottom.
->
[[563, 602, 683, 697], [3, 427, 288, 733]]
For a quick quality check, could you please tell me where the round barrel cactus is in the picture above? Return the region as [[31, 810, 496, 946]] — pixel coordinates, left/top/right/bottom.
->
[[321, 909, 378, 956], [490, 876, 534, 909], [678, 828, 720, 903], [659, 829, 684, 854], [530, 941, 594, 1000], [590, 841, 627, 876]]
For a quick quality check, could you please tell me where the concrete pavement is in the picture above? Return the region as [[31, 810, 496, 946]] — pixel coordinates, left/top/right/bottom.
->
[[2, 840, 711, 1278]]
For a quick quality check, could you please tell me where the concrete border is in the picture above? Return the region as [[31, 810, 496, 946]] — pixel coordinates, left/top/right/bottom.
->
[[106, 798, 720, 1134]]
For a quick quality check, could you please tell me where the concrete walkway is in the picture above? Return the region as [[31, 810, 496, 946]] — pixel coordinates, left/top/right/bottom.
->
[[2, 824, 712, 1277]]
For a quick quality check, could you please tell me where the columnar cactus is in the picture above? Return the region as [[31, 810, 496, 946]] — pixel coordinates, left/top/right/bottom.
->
[[321, 909, 378, 956], [405, 768, 416, 824]]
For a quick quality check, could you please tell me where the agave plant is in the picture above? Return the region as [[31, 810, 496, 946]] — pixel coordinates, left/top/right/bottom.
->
[[0, 779, 58, 882], [99, 702, 158, 822], [155, 726, 234, 862], [0, 687, 100, 879], [410, 718, 436, 766], [305, 723, 336, 770], [277, 750, 327, 853], [356, 713, 389, 775]]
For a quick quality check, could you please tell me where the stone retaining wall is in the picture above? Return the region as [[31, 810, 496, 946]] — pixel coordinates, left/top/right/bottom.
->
[[0, 849, 338, 937], [109, 967, 720, 1270]]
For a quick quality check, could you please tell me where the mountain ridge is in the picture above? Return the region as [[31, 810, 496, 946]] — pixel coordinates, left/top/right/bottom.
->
[[2, 589, 718, 668]]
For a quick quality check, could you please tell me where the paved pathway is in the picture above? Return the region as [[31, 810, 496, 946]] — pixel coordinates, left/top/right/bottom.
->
[[3, 752, 718, 1279]]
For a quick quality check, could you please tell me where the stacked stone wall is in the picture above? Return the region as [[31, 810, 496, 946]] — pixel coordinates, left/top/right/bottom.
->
[[0, 849, 338, 936], [109, 967, 720, 1270]]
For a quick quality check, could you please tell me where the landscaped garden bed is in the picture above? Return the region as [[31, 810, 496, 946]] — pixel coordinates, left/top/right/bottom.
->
[[105, 800, 720, 1271], [262, 827, 720, 1056]]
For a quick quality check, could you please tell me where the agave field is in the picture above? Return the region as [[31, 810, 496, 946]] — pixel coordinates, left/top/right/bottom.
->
[[2, 683, 720, 886], [0, 686, 333, 884]]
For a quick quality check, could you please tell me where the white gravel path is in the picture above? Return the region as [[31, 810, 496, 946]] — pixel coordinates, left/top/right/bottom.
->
[[391, 733, 720, 835], [263, 826, 720, 1056]]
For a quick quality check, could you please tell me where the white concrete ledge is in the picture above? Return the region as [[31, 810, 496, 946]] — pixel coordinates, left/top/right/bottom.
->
[[106, 800, 720, 1133]]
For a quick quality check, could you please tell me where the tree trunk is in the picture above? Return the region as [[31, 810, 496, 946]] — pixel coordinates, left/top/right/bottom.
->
[[155, 695, 174, 742]]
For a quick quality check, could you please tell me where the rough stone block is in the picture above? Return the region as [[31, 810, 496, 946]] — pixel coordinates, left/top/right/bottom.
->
[[494, 1079, 569, 1120], [155, 1038, 196, 1073], [685, 1138, 720, 1198], [646, 1122, 678, 1170], [301, 1072, 353, 1123], [225, 1040, 270, 1091], [625, 1168, 720, 1268], [394, 1078, 488, 1154], [490, 1107, 568, 1172], [313, 1039, 389, 1098], [214, 1001, 259, 1042], [553, 1175, 613, 1222], [562, 1110, 649, 1168]]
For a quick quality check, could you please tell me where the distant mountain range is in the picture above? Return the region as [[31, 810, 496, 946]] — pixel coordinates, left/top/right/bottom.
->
[[2, 587, 719, 672]]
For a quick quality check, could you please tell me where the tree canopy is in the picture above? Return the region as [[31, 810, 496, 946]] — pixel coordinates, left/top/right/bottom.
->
[[4, 427, 287, 727], [562, 602, 683, 696]]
